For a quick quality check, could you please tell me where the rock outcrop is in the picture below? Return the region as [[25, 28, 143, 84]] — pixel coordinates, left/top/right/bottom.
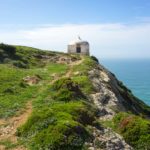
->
[[84, 61, 150, 150], [86, 127, 132, 150], [89, 63, 150, 119]]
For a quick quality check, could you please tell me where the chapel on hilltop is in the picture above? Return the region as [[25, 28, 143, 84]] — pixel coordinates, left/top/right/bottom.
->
[[68, 37, 90, 55]]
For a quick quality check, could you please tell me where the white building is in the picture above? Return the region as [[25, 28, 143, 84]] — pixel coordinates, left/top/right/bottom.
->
[[68, 37, 90, 55]]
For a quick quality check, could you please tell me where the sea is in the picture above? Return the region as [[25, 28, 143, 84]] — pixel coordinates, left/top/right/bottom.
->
[[100, 59, 150, 106]]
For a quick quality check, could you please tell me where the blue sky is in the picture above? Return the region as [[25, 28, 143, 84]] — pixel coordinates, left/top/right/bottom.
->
[[0, 0, 150, 58], [1, 0, 150, 24]]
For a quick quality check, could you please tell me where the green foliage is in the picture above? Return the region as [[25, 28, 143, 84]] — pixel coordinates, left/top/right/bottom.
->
[[72, 56, 97, 75], [0, 43, 16, 62], [0, 44, 107, 149], [0, 140, 20, 149], [51, 78, 86, 102], [71, 57, 96, 95], [0, 43, 58, 68], [72, 76, 94, 94], [17, 101, 96, 149], [90, 56, 99, 63], [2, 43, 150, 150], [16, 73, 97, 149], [0, 62, 68, 118], [118, 80, 150, 116], [53, 88, 74, 102], [113, 112, 150, 149]]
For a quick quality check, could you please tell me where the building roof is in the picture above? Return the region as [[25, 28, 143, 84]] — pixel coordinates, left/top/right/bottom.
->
[[68, 36, 89, 45]]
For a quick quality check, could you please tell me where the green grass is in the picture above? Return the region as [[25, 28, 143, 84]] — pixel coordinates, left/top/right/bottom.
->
[[0, 63, 68, 118], [0, 140, 21, 149], [0, 45, 98, 149], [72, 76, 95, 94], [0, 43, 59, 68], [70, 56, 96, 94], [17, 101, 96, 150], [17, 77, 97, 149], [1, 44, 150, 150], [72, 56, 97, 75], [51, 78, 86, 102]]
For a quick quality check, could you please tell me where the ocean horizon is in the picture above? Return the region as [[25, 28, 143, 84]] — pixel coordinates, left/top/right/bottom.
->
[[100, 58, 150, 106]]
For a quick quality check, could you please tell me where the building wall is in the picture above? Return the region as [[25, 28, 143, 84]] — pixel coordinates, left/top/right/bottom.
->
[[80, 43, 89, 55], [68, 45, 76, 53], [68, 43, 90, 55]]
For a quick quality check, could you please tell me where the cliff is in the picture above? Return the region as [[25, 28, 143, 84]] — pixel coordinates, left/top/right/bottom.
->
[[0, 44, 150, 150]]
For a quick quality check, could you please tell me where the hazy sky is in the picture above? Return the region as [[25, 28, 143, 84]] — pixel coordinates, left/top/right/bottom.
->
[[0, 0, 150, 58]]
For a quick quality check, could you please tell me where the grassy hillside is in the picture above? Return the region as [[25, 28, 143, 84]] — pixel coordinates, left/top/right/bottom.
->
[[0, 44, 150, 150], [0, 43, 60, 68], [0, 44, 98, 149], [0, 44, 70, 119]]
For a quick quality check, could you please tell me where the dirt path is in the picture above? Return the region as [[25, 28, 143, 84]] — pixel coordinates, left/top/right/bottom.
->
[[65, 57, 83, 77], [0, 101, 32, 149], [51, 56, 84, 84]]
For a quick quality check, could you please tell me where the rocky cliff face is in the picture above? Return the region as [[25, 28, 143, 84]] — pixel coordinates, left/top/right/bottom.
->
[[89, 61, 150, 120], [84, 59, 150, 150]]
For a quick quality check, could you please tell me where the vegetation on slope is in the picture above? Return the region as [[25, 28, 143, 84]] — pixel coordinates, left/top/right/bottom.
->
[[0, 43, 150, 150], [18, 102, 91, 149], [17, 77, 98, 150], [15, 56, 99, 149], [0, 44, 99, 149], [0, 62, 68, 118], [113, 112, 150, 150], [117, 80, 150, 115], [0, 43, 58, 68]]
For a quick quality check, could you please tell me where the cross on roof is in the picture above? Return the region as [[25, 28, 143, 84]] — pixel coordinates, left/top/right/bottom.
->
[[78, 36, 82, 40]]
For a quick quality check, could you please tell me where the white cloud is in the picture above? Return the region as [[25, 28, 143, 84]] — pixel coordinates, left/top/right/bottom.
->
[[0, 23, 150, 58]]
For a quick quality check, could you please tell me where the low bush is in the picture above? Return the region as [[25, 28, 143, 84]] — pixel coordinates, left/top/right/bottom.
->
[[17, 101, 96, 149], [72, 56, 97, 75], [72, 76, 94, 94], [113, 112, 150, 149], [90, 56, 99, 63], [51, 78, 86, 102]]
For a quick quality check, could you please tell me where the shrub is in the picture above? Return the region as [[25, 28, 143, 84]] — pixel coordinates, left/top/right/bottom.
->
[[13, 61, 29, 68], [52, 78, 86, 101], [113, 112, 150, 149], [90, 56, 99, 63], [72, 56, 97, 75], [17, 102, 94, 149], [72, 76, 94, 94], [0, 43, 16, 56]]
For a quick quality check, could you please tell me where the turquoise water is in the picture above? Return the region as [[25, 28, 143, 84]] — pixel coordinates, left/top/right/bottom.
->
[[100, 59, 150, 105]]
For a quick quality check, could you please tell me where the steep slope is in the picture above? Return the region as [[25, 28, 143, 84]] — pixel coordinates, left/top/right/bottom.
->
[[89, 59, 150, 119], [0, 44, 150, 150]]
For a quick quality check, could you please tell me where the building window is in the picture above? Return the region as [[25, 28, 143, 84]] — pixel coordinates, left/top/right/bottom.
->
[[76, 46, 81, 53]]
